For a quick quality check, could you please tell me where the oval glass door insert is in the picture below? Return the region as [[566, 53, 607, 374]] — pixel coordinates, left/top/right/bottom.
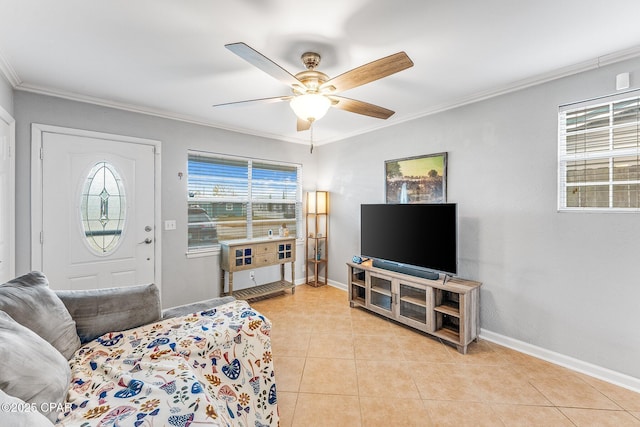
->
[[80, 161, 126, 254]]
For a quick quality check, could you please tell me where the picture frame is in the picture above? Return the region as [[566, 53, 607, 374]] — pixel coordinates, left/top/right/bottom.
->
[[385, 152, 447, 204]]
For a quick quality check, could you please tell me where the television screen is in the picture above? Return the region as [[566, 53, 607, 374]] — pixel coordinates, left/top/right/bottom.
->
[[360, 203, 457, 275]]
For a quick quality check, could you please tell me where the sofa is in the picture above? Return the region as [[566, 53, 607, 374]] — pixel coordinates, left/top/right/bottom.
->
[[0, 271, 279, 426]]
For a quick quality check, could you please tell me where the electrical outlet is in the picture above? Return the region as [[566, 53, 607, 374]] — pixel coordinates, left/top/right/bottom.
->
[[249, 271, 255, 280]]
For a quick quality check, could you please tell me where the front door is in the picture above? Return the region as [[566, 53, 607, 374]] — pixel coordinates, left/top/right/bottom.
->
[[33, 125, 160, 290]]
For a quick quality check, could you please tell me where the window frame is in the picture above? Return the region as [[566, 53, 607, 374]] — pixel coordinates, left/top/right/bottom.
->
[[558, 90, 640, 212], [187, 151, 303, 254]]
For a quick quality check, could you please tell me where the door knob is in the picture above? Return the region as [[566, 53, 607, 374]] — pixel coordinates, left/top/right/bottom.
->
[[139, 238, 153, 244]]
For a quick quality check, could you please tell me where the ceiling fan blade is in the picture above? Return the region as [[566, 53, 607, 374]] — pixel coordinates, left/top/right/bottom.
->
[[225, 42, 304, 90], [213, 95, 292, 108], [297, 118, 311, 132], [321, 52, 413, 93], [330, 96, 395, 119]]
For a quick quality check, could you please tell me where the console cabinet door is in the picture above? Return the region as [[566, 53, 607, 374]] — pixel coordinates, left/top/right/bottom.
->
[[277, 241, 294, 261], [397, 280, 431, 332], [367, 272, 394, 317], [232, 246, 255, 271]]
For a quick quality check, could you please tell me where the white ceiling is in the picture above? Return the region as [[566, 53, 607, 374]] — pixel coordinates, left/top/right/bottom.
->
[[2, 0, 640, 145]]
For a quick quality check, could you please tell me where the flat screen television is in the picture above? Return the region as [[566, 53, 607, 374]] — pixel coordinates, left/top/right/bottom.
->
[[360, 203, 457, 276]]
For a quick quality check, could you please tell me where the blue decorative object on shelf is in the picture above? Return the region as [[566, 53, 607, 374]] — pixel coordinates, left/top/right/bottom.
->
[[352, 255, 369, 264]]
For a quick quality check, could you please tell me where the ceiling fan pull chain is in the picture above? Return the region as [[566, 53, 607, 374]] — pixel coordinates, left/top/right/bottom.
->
[[309, 121, 314, 154]]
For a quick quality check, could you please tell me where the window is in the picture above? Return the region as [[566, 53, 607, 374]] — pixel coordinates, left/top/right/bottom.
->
[[558, 92, 640, 211], [80, 161, 126, 254], [187, 152, 302, 250]]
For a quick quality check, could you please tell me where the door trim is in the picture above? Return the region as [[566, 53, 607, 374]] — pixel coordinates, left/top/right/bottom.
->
[[31, 124, 162, 288], [0, 106, 15, 280]]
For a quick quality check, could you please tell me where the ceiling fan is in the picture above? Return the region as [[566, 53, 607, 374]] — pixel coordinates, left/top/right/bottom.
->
[[214, 42, 414, 133]]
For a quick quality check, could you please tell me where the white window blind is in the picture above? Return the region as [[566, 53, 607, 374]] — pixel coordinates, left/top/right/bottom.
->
[[187, 152, 302, 250], [558, 91, 640, 211]]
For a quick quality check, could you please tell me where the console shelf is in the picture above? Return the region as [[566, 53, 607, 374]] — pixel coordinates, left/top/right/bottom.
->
[[434, 304, 459, 316], [220, 237, 296, 299], [347, 260, 481, 354], [401, 295, 427, 307]]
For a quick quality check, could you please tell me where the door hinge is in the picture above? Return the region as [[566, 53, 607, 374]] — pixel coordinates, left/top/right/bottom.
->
[[40, 146, 44, 160], [40, 231, 43, 244]]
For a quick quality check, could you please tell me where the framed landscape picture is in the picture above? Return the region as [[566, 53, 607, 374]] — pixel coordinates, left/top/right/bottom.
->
[[385, 152, 447, 203]]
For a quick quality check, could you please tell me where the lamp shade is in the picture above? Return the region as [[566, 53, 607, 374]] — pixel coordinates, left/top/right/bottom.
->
[[307, 190, 328, 214], [290, 94, 331, 122]]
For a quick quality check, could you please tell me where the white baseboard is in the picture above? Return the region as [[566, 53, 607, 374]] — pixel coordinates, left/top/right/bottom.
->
[[319, 280, 640, 393], [297, 276, 347, 291], [480, 329, 640, 393], [327, 278, 347, 291]]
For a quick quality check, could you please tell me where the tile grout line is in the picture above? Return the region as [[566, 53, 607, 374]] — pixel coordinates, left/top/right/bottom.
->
[[253, 286, 640, 426]]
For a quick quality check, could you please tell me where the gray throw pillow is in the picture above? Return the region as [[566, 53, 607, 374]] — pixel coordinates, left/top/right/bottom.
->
[[0, 271, 80, 359], [56, 283, 162, 343], [0, 311, 71, 423]]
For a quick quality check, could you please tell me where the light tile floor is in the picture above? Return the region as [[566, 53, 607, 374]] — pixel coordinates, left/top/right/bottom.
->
[[249, 285, 640, 427]]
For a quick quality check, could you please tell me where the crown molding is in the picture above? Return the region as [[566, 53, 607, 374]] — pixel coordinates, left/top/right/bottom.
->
[[15, 82, 314, 144], [7, 46, 640, 146], [598, 44, 640, 66], [285, 45, 640, 145], [0, 49, 21, 87], [388, 45, 640, 134]]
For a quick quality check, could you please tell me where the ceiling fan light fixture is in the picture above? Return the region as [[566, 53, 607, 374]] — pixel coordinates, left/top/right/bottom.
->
[[290, 93, 331, 123], [218, 43, 414, 133]]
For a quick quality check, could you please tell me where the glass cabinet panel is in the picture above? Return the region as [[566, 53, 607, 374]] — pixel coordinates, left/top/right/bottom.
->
[[369, 274, 392, 312], [370, 275, 391, 293], [399, 283, 427, 324]]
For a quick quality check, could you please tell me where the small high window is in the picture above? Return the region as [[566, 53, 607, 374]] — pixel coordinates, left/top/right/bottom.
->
[[80, 161, 126, 254], [558, 92, 640, 211]]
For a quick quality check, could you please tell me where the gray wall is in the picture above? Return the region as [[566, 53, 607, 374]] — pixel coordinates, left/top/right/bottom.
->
[[13, 92, 318, 307], [318, 56, 640, 380], [10, 55, 640, 380], [0, 74, 13, 115]]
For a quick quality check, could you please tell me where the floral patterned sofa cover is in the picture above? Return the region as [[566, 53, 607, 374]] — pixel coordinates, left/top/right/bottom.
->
[[0, 272, 278, 427]]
